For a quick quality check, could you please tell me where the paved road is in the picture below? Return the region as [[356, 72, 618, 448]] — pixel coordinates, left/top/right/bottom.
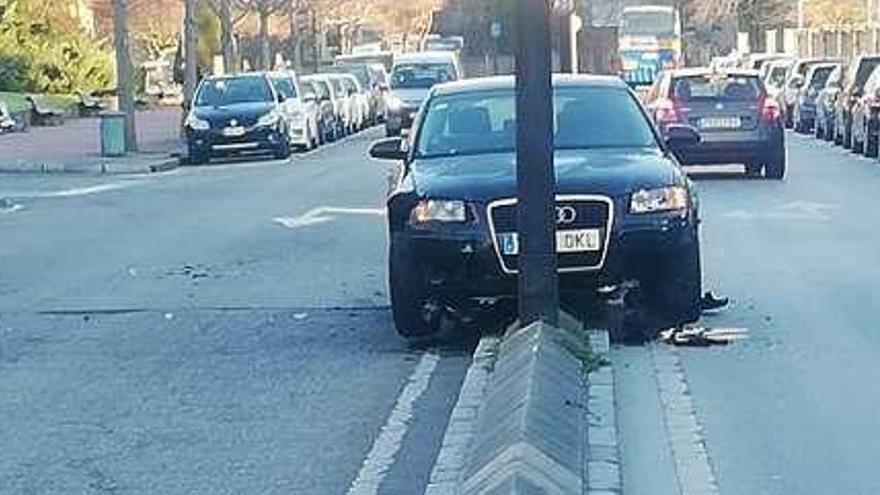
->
[[617, 132, 880, 494], [0, 129, 473, 494]]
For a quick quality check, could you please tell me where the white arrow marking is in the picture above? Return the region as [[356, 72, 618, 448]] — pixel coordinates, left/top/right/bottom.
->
[[273, 206, 385, 229]]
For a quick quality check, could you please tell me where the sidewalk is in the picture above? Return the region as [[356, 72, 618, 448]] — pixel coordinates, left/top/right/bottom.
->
[[0, 108, 184, 174]]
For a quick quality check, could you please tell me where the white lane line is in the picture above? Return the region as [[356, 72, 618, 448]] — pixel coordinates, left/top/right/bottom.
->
[[1, 182, 141, 200], [0, 203, 23, 214], [273, 206, 385, 229], [651, 344, 720, 495], [347, 352, 441, 495]]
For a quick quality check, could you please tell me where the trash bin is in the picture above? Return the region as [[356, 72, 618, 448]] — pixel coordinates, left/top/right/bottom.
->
[[100, 111, 126, 157]]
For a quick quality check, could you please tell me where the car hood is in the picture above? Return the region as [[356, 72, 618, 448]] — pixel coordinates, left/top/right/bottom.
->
[[193, 102, 276, 125], [409, 148, 682, 202], [390, 88, 430, 106]]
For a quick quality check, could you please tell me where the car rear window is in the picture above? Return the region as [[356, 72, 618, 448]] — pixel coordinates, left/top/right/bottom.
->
[[271, 76, 297, 100], [414, 87, 657, 159], [672, 74, 762, 101], [390, 63, 456, 89], [195, 76, 273, 106], [809, 67, 835, 89]]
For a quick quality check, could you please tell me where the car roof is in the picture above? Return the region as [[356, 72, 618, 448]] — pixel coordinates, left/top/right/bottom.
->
[[394, 51, 457, 65], [668, 67, 761, 78], [430, 74, 628, 97], [622, 5, 675, 13], [205, 72, 267, 81]]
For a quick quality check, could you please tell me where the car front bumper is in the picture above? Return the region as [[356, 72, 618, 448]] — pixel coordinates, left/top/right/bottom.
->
[[187, 125, 285, 156], [391, 208, 698, 301]]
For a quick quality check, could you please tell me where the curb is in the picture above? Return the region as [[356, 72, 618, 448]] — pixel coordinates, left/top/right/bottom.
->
[[424, 323, 621, 494], [0, 156, 180, 175]]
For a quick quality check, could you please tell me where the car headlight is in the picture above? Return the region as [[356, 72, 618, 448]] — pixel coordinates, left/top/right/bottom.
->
[[387, 97, 403, 111], [630, 186, 689, 214], [257, 110, 282, 127], [185, 113, 210, 131], [410, 199, 467, 224]]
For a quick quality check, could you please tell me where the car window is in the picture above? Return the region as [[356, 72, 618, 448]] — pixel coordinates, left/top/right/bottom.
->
[[390, 63, 456, 89], [307, 80, 330, 100], [854, 59, 880, 88], [672, 74, 762, 101], [195, 76, 273, 106], [809, 67, 834, 89], [767, 66, 789, 88], [271, 76, 297, 100], [826, 66, 841, 86], [414, 87, 657, 159]]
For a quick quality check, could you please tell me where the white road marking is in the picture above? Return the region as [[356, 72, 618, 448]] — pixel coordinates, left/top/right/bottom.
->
[[0, 203, 23, 214], [651, 344, 720, 495], [273, 206, 385, 229], [347, 352, 440, 495], [1, 182, 141, 200], [723, 200, 837, 222]]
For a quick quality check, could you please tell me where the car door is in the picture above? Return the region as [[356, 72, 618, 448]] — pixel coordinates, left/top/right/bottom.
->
[[270, 74, 298, 134]]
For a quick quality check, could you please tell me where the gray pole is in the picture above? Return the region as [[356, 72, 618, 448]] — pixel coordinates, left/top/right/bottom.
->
[[183, 0, 199, 107], [112, 0, 137, 152], [515, 0, 559, 326]]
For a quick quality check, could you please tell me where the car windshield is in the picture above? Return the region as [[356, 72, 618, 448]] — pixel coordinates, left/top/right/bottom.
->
[[390, 63, 455, 89], [195, 76, 273, 106], [270, 76, 297, 100], [673, 75, 762, 101], [334, 64, 371, 89], [307, 80, 330, 100], [414, 87, 657, 159], [854, 59, 880, 87]]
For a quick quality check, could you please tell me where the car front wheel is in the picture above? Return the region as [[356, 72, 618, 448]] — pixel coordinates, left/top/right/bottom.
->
[[389, 243, 442, 339]]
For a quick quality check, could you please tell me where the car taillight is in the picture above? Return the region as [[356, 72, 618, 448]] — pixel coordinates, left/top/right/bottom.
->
[[655, 98, 680, 123], [761, 97, 781, 122]]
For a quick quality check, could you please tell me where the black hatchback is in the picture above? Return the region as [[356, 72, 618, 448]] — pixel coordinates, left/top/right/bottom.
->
[[369, 75, 704, 341], [184, 73, 292, 164], [645, 68, 786, 179]]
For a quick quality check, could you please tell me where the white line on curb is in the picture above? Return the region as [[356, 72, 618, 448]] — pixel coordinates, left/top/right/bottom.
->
[[347, 351, 441, 495], [651, 344, 720, 495]]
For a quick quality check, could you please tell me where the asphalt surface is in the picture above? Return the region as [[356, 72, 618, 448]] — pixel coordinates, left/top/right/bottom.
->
[[616, 132, 880, 494], [6, 126, 880, 495], [0, 128, 473, 494]]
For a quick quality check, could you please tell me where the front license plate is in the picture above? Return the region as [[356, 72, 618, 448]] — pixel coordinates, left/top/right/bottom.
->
[[498, 229, 602, 256], [222, 126, 246, 137], [699, 117, 741, 129]]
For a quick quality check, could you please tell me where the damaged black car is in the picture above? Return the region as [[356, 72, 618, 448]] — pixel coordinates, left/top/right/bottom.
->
[[369, 75, 704, 340]]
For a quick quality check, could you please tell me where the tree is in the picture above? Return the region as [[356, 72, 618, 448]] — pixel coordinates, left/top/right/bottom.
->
[[206, 0, 249, 73], [237, 0, 291, 69]]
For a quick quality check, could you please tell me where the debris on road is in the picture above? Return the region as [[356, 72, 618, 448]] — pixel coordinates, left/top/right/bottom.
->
[[660, 326, 749, 347]]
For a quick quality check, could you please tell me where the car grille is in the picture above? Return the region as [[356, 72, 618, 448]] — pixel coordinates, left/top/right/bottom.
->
[[486, 195, 614, 274]]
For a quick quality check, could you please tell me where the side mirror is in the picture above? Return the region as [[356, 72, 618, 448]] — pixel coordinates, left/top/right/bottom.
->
[[369, 137, 407, 161], [665, 124, 701, 150], [790, 76, 805, 89], [348, 89, 356, 96], [303, 92, 317, 103], [277, 93, 286, 103]]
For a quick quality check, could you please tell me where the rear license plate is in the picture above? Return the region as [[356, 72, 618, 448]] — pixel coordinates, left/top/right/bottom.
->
[[699, 117, 741, 129], [498, 229, 602, 256], [222, 126, 246, 137]]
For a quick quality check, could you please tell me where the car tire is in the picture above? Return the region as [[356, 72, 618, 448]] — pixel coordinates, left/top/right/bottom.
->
[[188, 148, 209, 165], [867, 131, 879, 158], [843, 121, 853, 149], [638, 234, 702, 340], [764, 144, 786, 180], [389, 243, 441, 339], [273, 136, 292, 160]]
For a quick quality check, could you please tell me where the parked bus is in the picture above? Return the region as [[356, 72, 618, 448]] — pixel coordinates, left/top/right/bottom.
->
[[617, 5, 682, 86]]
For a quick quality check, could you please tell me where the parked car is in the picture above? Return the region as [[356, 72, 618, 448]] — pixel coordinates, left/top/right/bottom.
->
[[369, 75, 703, 341], [848, 65, 880, 156], [185, 72, 291, 164], [833, 55, 880, 148], [815, 65, 844, 141], [792, 62, 839, 134], [267, 70, 320, 151], [644, 68, 785, 179], [370, 64, 390, 123], [301, 76, 341, 143], [764, 59, 795, 103], [333, 62, 384, 124], [782, 58, 836, 128], [303, 74, 347, 139], [385, 51, 462, 136], [327, 73, 358, 134], [338, 73, 370, 131]]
